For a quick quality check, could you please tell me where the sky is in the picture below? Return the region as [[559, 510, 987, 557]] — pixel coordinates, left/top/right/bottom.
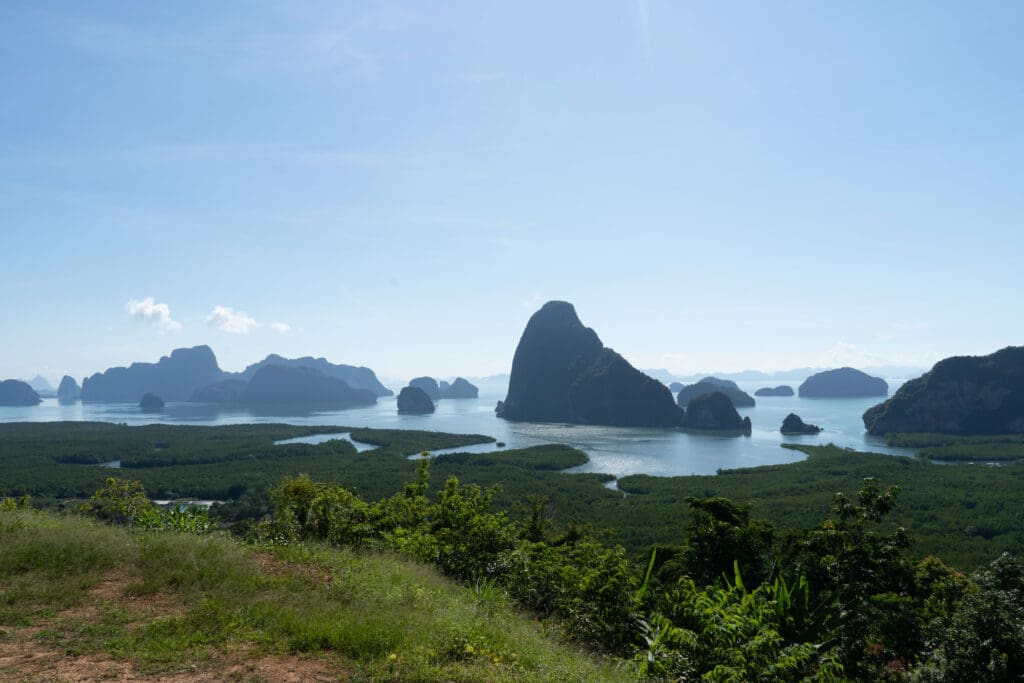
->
[[2, 1, 1023, 383]]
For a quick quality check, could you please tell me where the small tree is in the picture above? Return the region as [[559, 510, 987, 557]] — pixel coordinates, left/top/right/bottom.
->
[[81, 477, 154, 527]]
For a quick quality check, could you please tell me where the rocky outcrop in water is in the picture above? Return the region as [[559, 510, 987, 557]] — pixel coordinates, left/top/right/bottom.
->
[[234, 354, 392, 397], [863, 346, 1024, 435], [409, 377, 441, 401], [442, 378, 479, 399], [680, 391, 751, 434], [82, 346, 225, 403], [798, 368, 888, 398], [781, 413, 822, 435], [0, 380, 41, 406], [57, 376, 81, 402], [755, 385, 794, 397], [139, 393, 164, 411], [498, 301, 684, 427], [676, 377, 755, 408], [239, 365, 377, 407], [397, 386, 435, 414]]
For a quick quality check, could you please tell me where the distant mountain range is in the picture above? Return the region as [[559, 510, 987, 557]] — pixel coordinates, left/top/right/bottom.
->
[[78, 346, 393, 405], [643, 366, 927, 385]]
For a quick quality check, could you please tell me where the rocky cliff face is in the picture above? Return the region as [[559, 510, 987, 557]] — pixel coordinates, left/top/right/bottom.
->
[[240, 365, 377, 408], [189, 380, 247, 404], [397, 386, 435, 414], [82, 346, 225, 402], [57, 375, 81, 402], [676, 377, 755, 408], [680, 391, 751, 434], [781, 413, 822, 435], [443, 377, 479, 399], [235, 355, 392, 397], [409, 377, 441, 401], [798, 368, 888, 398], [0, 380, 41, 406], [864, 346, 1024, 435], [498, 301, 683, 427]]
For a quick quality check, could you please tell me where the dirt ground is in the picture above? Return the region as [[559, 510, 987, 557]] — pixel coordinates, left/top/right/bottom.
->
[[0, 567, 346, 682]]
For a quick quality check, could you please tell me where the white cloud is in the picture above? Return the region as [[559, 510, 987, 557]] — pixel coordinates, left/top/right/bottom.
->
[[205, 306, 290, 335], [815, 341, 885, 368], [206, 306, 258, 334], [126, 297, 182, 334]]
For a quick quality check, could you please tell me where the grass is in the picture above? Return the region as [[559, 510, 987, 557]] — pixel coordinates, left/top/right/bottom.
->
[[0, 507, 626, 682]]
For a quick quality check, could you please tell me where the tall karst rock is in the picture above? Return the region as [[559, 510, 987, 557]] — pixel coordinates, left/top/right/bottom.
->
[[497, 301, 683, 427]]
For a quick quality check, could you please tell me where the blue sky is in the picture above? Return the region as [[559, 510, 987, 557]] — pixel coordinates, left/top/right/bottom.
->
[[2, 1, 1022, 383]]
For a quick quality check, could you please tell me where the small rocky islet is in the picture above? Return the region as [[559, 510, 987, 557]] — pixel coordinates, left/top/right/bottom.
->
[[780, 413, 822, 435], [680, 391, 752, 435], [798, 367, 888, 398], [138, 392, 165, 412], [675, 377, 756, 408], [397, 385, 435, 414], [755, 385, 794, 397]]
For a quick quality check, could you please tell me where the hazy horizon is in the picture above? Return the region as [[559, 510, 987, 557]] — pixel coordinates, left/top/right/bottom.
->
[[3, 3, 1022, 381], [5, 331, 937, 390]]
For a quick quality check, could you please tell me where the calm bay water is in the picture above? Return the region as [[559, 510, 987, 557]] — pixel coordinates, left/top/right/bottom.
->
[[0, 380, 913, 478]]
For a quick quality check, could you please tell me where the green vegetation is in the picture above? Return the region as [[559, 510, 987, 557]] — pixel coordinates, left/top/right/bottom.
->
[[0, 503, 622, 681], [5, 423, 1024, 571], [0, 422, 493, 502], [886, 432, 1024, 462], [257, 463, 1024, 681], [6, 420, 1024, 679]]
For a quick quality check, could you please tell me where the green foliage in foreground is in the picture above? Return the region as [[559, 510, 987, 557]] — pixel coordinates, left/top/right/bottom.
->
[[265, 464, 846, 679], [12, 453, 1024, 681], [260, 460, 1024, 681], [0, 505, 622, 681]]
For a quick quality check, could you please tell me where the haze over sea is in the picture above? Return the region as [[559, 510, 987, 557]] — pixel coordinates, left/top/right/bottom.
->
[[0, 378, 913, 478]]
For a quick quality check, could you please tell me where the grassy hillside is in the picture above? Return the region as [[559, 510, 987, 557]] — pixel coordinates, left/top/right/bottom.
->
[[0, 507, 624, 682]]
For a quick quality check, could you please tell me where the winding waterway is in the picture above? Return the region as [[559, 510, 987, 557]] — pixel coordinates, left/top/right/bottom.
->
[[0, 379, 914, 477]]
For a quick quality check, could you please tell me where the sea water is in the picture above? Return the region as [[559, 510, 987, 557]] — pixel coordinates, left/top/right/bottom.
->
[[0, 380, 913, 478]]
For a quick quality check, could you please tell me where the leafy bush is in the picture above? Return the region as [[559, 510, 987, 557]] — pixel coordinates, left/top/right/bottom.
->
[[81, 477, 211, 534], [635, 564, 843, 681], [909, 553, 1024, 682]]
